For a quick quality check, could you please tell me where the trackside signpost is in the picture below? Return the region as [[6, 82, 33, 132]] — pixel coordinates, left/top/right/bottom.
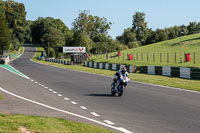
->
[[63, 47, 86, 53], [62, 47, 87, 64]]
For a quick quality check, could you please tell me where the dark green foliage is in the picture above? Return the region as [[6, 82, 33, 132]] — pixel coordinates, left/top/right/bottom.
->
[[0, 0, 27, 52], [0, 5, 11, 54], [31, 17, 72, 44], [3, 0, 26, 47], [71, 10, 122, 53], [132, 12, 149, 45], [31, 17, 72, 57]]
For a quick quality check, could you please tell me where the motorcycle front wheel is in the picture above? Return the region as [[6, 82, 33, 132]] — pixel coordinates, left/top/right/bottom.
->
[[118, 85, 124, 97]]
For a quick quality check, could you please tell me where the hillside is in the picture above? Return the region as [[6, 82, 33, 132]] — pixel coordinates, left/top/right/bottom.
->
[[91, 33, 200, 68]]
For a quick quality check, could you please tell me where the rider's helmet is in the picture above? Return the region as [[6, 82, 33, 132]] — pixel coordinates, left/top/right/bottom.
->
[[121, 66, 127, 74]]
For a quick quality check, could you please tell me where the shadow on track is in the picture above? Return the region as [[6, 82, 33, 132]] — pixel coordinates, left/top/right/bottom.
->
[[85, 94, 114, 97]]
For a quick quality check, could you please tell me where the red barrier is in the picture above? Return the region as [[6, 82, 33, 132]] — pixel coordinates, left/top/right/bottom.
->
[[118, 51, 121, 56], [185, 53, 191, 62], [128, 54, 133, 60]]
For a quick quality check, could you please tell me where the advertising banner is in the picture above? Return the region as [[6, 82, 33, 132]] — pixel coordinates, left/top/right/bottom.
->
[[63, 47, 86, 53]]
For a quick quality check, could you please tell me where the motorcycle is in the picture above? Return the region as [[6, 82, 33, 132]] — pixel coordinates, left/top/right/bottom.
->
[[111, 75, 127, 97]]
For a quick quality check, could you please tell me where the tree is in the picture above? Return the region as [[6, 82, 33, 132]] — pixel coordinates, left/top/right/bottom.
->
[[71, 10, 112, 52], [132, 12, 149, 45], [187, 22, 198, 34], [41, 27, 65, 57], [0, 6, 11, 55], [2, 0, 27, 50], [31, 17, 72, 44]]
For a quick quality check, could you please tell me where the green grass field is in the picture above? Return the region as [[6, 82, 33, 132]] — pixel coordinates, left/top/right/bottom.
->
[[0, 113, 115, 133], [91, 33, 200, 68]]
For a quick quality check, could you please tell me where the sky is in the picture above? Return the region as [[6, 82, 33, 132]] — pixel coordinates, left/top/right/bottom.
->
[[14, 0, 200, 39]]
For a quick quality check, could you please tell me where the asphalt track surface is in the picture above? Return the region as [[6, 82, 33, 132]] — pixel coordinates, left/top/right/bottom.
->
[[1, 44, 200, 133]]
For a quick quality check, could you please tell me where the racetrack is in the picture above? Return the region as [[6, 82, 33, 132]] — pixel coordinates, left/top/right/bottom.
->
[[1, 44, 200, 133]]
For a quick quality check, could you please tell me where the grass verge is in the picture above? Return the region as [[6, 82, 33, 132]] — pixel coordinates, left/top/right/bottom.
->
[[10, 46, 24, 61], [0, 94, 3, 100], [0, 113, 115, 133]]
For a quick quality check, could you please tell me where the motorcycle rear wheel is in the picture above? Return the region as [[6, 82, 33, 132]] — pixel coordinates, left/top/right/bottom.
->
[[111, 87, 116, 96]]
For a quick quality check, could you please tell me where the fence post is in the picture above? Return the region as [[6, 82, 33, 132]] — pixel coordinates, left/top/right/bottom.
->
[[142, 52, 143, 61], [175, 52, 176, 63], [184, 52, 185, 63], [167, 53, 169, 64], [160, 53, 162, 63], [194, 52, 196, 64]]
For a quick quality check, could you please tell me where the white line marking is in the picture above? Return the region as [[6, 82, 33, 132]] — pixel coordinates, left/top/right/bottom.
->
[[35, 82, 38, 84], [38, 84, 42, 86], [30, 79, 34, 82], [90, 112, 100, 117], [58, 94, 62, 97], [53, 91, 57, 94], [80, 106, 87, 110], [48, 89, 53, 91], [41, 85, 45, 87], [44, 87, 48, 89], [64, 98, 70, 101], [118, 127, 133, 133], [0, 87, 133, 133], [104, 120, 115, 125], [71, 101, 77, 105]]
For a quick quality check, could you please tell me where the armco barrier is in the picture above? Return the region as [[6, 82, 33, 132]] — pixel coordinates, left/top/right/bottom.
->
[[84, 61, 136, 73], [139, 66, 200, 80]]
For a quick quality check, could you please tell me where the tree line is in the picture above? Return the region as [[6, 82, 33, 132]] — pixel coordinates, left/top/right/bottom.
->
[[0, 0, 29, 55], [1, 0, 200, 57]]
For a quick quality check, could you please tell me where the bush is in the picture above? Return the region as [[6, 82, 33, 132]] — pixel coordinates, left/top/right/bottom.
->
[[56, 52, 64, 59], [48, 47, 56, 58]]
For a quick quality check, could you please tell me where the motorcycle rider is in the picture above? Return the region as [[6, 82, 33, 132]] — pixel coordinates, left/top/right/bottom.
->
[[112, 66, 130, 89]]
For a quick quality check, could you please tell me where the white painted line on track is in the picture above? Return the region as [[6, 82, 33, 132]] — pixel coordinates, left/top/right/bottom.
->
[[0, 87, 133, 133], [71, 101, 77, 105], [48, 89, 53, 91], [38, 84, 42, 86], [35, 82, 38, 84], [53, 91, 57, 94], [90, 112, 100, 117], [30, 79, 34, 82], [44, 87, 48, 89], [64, 98, 70, 101], [80, 106, 87, 110], [58, 94, 62, 97], [104, 120, 115, 125]]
